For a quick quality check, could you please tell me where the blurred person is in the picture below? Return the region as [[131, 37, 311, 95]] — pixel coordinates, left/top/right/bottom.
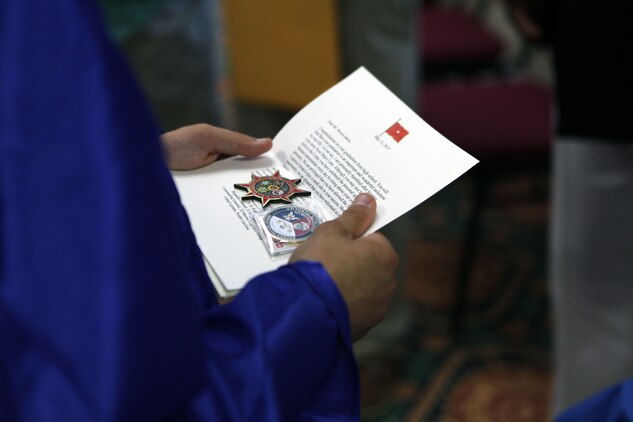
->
[[0, 1, 399, 420], [339, 0, 420, 361], [509, 0, 633, 417], [100, 0, 229, 129], [339, 0, 419, 108]]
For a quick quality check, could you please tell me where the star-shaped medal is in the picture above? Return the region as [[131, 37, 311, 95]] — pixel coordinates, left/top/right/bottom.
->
[[234, 170, 311, 207]]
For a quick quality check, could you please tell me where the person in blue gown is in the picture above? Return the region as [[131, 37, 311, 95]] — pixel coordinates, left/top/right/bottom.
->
[[0, 1, 398, 420], [556, 380, 633, 421]]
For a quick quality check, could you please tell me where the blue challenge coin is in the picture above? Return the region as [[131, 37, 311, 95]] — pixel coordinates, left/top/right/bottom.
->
[[264, 205, 320, 242]]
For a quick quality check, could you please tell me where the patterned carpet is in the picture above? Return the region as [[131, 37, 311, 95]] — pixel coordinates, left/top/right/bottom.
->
[[359, 168, 552, 421]]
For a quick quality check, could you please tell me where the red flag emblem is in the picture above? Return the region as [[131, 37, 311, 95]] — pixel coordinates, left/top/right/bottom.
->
[[385, 121, 409, 143]]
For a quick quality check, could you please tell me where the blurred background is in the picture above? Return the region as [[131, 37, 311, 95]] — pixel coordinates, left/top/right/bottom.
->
[[101, 0, 554, 420]]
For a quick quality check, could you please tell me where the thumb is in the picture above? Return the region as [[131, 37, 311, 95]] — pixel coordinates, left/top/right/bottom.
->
[[334, 193, 376, 239]]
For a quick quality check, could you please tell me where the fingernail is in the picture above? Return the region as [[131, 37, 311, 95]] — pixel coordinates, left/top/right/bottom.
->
[[353, 193, 373, 207], [256, 137, 271, 142]]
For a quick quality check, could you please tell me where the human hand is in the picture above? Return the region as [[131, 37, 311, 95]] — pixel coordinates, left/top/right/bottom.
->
[[505, 0, 552, 43], [160, 123, 273, 171], [511, 6, 544, 41], [290, 193, 399, 342]]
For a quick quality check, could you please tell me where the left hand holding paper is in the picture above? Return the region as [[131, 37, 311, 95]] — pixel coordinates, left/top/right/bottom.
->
[[161, 123, 273, 171]]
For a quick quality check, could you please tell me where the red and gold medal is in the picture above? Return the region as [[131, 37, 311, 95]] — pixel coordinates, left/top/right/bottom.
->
[[234, 170, 311, 207]]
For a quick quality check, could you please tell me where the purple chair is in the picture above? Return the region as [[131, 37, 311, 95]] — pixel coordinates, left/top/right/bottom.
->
[[420, 79, 552, 336], [421, 5, 504, 80]]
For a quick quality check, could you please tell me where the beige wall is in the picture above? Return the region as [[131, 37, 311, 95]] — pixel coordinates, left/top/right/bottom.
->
[[224, 1, 342, 110]]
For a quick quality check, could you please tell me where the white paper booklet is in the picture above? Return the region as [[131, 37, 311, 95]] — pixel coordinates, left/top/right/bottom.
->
[[172, 67, 478, 297]]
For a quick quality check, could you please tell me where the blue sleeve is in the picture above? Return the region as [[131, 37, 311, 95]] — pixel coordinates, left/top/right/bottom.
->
[[185, 262, 359, 421], [556, 381, 633, 422], [0, 1, 359, 420]]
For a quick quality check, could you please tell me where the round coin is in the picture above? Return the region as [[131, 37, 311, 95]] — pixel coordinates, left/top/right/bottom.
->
[[263, 205, 320, 242]]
